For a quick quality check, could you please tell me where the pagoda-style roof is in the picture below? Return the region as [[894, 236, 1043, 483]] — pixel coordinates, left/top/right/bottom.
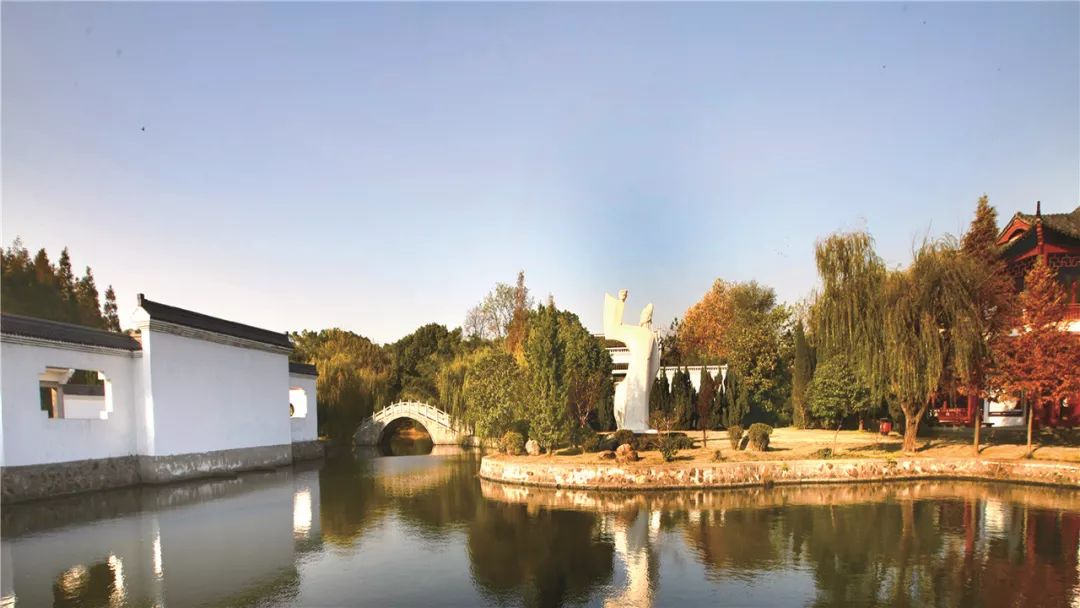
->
[[996, 204, 1080, 260]]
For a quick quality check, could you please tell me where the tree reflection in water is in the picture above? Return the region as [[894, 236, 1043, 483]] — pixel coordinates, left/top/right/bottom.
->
[[3, 452, 1079, 608]]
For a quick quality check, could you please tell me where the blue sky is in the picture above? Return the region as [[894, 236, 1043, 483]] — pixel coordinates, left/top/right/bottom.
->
[[3, 2, 1078, 343]]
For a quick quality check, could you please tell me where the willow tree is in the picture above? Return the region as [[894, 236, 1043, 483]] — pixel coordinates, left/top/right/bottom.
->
[[814, 232, 983, 452]]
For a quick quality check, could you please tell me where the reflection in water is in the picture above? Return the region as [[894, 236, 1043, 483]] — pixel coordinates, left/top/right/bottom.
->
[[380, 419, 435, 456], [1, 452, 1079, 607]]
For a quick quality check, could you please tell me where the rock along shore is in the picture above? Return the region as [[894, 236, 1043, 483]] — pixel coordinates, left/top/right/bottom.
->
[[479, 454, 1080, 491]]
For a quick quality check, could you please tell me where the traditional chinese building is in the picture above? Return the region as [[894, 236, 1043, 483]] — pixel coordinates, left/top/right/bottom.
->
[[997, 202, 1080, 325], [935, 203, 1080, 428]]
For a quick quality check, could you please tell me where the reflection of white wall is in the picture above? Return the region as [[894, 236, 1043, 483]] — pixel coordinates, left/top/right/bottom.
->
[[140, 329, 289, 456], [0, 341, 137, 466], [289, 374, 318, 443], [0, 478, 297, 608]]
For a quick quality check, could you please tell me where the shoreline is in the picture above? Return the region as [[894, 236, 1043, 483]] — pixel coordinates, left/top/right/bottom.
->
[[479, 454, 1080, 491]]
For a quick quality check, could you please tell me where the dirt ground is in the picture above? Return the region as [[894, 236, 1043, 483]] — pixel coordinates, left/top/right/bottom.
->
[[543, 426, 1080, 466]]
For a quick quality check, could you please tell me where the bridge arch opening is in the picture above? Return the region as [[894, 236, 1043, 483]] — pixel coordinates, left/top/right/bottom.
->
[[379, 417, 434, 456]]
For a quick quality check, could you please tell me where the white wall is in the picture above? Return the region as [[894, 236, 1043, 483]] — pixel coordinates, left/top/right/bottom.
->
[[658, 366, 725, 392], [0, 341, 138, 467], [289, 373, 318, 443], [141, 330, 291, 456]]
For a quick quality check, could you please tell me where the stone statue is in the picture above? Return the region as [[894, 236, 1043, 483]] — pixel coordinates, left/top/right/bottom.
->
[[603, 289, 660, 432]]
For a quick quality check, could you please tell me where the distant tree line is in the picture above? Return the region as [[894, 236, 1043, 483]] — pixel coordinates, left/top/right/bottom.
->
[[1, 238, 121, 331]]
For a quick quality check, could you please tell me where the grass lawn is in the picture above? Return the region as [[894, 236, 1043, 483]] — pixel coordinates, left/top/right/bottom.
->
[[537, 426, 1080, 466]]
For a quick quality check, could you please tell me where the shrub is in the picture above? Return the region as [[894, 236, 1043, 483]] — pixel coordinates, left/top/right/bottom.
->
[[727, 425, 744, 450], [612, 429, 637, 450], [657, 433, 680, 462], [580, 429, 602, 453], [672, 434, 695, 450], [812, 447, 834, 459], [499, 431, 525, 456], [747, 423, 773, 451]]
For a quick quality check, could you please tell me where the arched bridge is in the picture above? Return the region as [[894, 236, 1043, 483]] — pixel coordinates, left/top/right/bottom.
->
[[355, 401, 472, 446]]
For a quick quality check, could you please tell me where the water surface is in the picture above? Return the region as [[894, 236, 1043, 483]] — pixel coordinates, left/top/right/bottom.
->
[[3, 448, 1079, 607]]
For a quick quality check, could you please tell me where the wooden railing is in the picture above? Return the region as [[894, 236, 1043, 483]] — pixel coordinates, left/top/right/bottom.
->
[[1066, 303, 1080, 322]]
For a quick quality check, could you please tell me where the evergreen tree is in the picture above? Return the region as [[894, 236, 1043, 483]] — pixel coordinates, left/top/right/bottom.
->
[[723, 370, 750, 428], [1, 240, 117, 331], [960, 196, 1016, 453], [696, 369, 717, 443], [523, 305, 570, 451], [103, 286, 121, 331], [74, 267, 104, 328], [57, 247, 75, 315], [791, 321, 813, 428], [671, 367, 696, 429]]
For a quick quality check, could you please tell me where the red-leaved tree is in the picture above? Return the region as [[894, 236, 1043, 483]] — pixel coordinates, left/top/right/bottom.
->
[[989, 258, 1080, 456]]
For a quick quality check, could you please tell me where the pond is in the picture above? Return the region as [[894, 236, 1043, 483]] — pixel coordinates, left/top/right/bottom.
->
[[2, 448, 1079, 607]]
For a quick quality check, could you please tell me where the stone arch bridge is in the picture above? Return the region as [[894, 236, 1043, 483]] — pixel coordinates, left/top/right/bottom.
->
[[355, 401, 473, 446]]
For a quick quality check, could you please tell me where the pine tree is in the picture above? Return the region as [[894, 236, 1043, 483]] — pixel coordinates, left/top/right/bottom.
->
[[57, 247, 76, 316], [522, 305, 569, 451], [989, 258, 1080, 457], [791, 320, 813, 428], [960, 196, 1016, 454], [649, 376, 665, 419], [696, 369, 717, 444], [723, 370, 750, 428], [671, 368, 696, 429], [103, 286, 121, 331], [75, 267, 104, 327]]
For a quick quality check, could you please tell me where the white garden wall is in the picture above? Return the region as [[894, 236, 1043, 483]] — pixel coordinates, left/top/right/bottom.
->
[[140, 329, 291, 457], [289, 373, 318, 443], [0, 341, 138, 467]]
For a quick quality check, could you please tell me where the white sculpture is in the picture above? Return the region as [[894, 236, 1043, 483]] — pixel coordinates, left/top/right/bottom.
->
[[603, 289, 660, 432]]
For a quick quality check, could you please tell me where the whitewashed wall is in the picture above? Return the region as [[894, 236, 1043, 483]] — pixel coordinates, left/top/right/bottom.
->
[[658, 366, 725, 392], [140, 329, 291, 456], [0, 340, 138, 467], [289, 373, 318, 443]]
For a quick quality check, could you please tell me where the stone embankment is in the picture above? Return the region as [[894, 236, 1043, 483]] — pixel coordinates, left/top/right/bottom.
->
[[479, 454, 1080, 491]]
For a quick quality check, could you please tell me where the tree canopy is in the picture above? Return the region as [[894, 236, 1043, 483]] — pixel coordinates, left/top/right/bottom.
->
[[1, 238, 120, 331]]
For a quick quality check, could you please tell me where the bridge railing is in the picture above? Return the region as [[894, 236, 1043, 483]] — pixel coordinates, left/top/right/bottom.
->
[[360, 400, 458, 431]]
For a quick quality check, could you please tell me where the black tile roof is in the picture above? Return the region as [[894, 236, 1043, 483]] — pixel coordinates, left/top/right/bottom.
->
[[1015, 206, 1080, 240], [0, 314, 142, 351], [289, 362, 318, 377], [138, 295, 293, 349]]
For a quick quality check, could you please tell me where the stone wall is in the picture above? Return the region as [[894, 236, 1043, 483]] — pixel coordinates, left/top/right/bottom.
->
[[1, 456, 141, 503], [479, 455, 1080, 491], [1, 442, 324, 503], [291, 440, 326, 462]]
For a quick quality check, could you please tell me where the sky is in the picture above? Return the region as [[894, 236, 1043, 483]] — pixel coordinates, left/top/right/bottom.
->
[[3, 2, 1078, 343]]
